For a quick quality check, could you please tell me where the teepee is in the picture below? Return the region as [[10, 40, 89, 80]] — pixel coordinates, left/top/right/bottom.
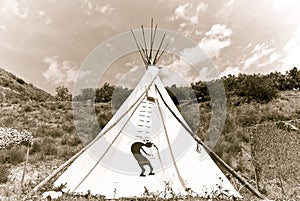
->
[[54, 65, 240, 198], [52, 21, 241, 199]]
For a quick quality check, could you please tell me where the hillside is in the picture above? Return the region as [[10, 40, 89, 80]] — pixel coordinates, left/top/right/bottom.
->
[[0, 69, 299, 200], [0, 68, 54, 103]]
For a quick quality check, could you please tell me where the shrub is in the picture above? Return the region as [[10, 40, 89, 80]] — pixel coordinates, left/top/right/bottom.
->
[[97, 113, 112, 129], [30, 141, 41, 154], [42, 143, 58, 155], [240, 131, 250, 143], [61, 135, 81, 146], [16, 78, 25, 84], [47, 128, 64, 138], [2, 117, 14, 127], [23, 105, 33, 112], [0, 146, 26, 165], [95, 83, 114, 102], [10, 146, 26, 165], [65, 112, 73, 121], [62, 124, 74, 133], [55, 86, 71, 101], [0, 165, 9, 183], [236, 75, 278, 103], [57, 102, 65, 109], [35, 125, 47, 137], [39, 138, 58, 156], [230, 139, 242, 155], [11, 99, 19, 104], [50, 104, 56, 111]]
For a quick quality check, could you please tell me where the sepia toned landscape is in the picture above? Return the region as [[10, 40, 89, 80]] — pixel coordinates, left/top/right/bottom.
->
[[1, 1, 300, 200], [0, 66, 299, 200]]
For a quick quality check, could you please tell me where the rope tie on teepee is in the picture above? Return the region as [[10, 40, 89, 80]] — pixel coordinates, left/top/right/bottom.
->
[[152, 143, 165, 175], [156, 98, 187, 190]]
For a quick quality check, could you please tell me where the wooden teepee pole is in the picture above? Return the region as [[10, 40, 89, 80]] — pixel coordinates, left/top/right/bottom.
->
[[196, 136, 266, 199], [154, 84, 266, 199]]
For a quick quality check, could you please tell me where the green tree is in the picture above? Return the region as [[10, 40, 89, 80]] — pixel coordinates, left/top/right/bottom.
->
[[236, 74, 278, 103], [286, 67, 300, 89], [111, 86, 132, 109], [191, 81, 210, 102], [55, 86, 71, 101], [95, 83, 115, 102]]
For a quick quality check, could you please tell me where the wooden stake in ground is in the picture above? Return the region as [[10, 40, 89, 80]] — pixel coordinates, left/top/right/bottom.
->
[[21, 146, 30, 188]]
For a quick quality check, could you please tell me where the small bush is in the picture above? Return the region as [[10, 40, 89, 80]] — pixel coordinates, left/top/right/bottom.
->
[[47, 128, 64, 138], [236, 75, 278, 103], [35, 125, 47, 137], [50, 104, 56, 111], [97, 113, 112, 129], [62, 124, 74, 133], [11, 99, 19, 104], [240, 131, 250, 143], [42, 143, 58, 155], [65, 112, 73, 121], [0, 165, 9, 183], [0, 147, 26, 165], [229, 139, 242, 155], [58, 147, 76, 159], [61, 135, 81, 147], [2, 116, 14, 127], [57, 102, 65, 109], [23, 105, 33, 112], [30, 141, 41, 154], [39, 138, 58, 156], [9, 147, 26, 165], [16, 78, 25, 84]]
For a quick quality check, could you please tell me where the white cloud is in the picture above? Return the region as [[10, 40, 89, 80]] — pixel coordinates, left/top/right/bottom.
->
[[169, 2, 208, 24], [199, 24, 233, 58], [227, 0, 236, 7], [43, 56, 78, 87], [114, 63, 139, 82], [80, 0, 93, 10], [3, 0, 28, 18], [200, 39, 231, 58], [162, 59, 195, 83], [37, 10, 52, 25], [96, 4, 115, 15], [243, 43, 278, 70], [206, 24, 232, 38], [0, 25, 7, 30], [281, 26, 300, 72], [273, 0, 300, 11], [161, 55, 218, 83], [174, 3, 189, 19], [166, 2, 208, 37], [220, 66, 240, 77], [269, 51, 281, 63], [38, 10, 45, 16], [80, 0, 114, 15], [43, 17, 51, 25]]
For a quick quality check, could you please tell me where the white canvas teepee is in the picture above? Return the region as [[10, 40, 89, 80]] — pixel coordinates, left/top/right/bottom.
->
[[54, 66, 241, 199]]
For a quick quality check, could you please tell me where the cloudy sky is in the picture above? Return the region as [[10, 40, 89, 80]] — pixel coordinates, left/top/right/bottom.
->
[[1, 0, 300, 94]]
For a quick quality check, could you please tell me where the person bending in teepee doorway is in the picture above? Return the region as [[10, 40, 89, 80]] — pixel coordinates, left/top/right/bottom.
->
[[131, 141, 155, 177]]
